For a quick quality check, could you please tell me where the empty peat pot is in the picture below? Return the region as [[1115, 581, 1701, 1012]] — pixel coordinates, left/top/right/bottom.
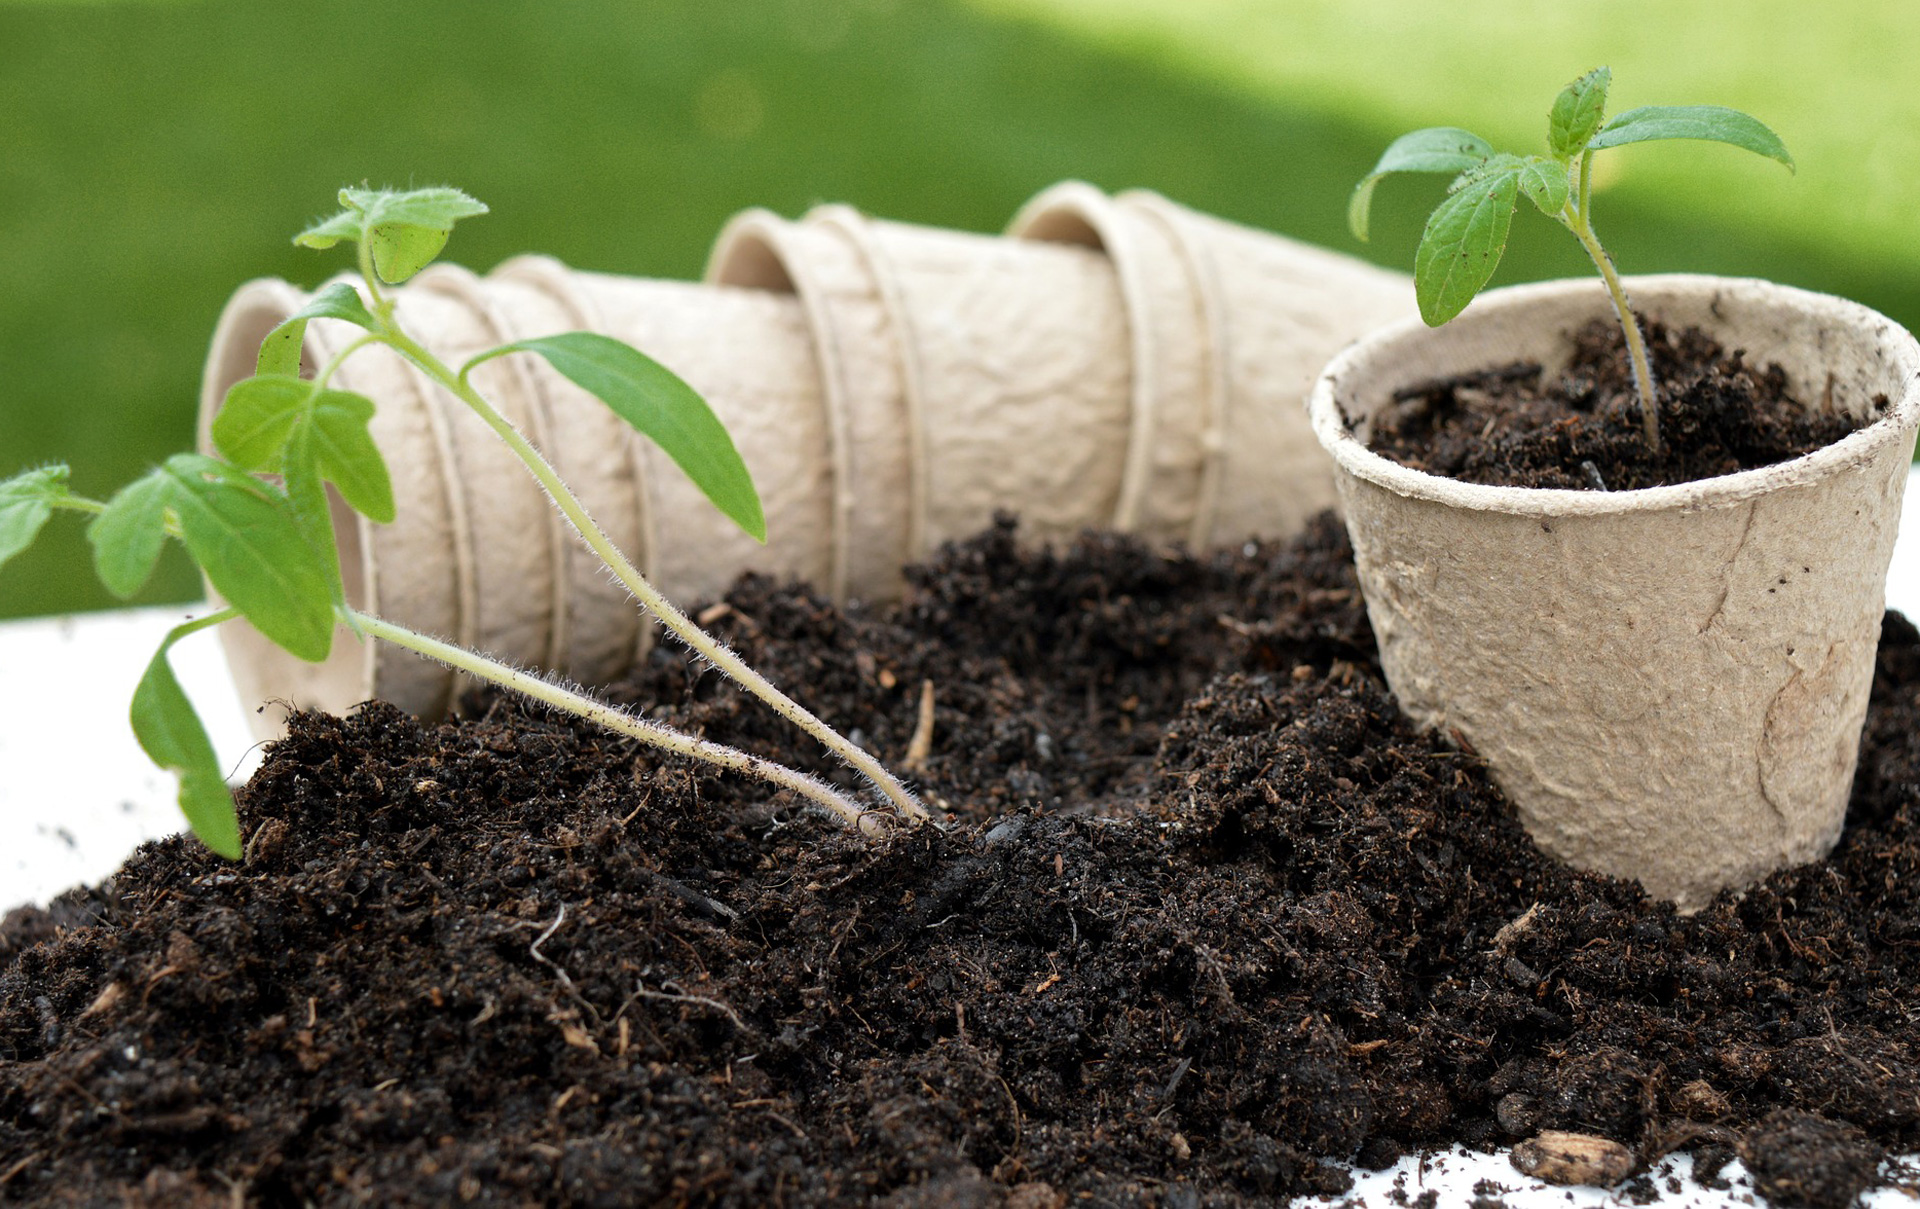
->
[[1308, 275, 1920, 909]]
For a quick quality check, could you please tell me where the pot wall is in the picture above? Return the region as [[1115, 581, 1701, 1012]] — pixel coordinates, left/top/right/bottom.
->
[[1309, 275, 1920, 908]]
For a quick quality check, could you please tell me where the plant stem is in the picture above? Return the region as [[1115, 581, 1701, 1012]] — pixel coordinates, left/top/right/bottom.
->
[[357, 240, 388, 313], [50, 495, 106, 517], [349, 608, 889, 835], [314, 334, 380, 391], [1562, 154, 1660, 454], [376, 329, 932, 826], [174, 605, 240, 642]]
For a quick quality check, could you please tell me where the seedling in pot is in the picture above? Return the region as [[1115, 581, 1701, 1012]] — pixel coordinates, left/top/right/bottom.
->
[[1349, 67, 1793, 454], [1, 185, 926, 858]]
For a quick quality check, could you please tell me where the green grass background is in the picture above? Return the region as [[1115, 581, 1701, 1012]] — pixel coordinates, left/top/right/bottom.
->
[[3, 0, 1913, 617]]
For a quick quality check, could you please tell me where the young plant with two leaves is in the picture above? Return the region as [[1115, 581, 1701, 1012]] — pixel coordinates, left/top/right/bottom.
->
[[0, 186, 926, 858], [1349, 67, 1793, 454]]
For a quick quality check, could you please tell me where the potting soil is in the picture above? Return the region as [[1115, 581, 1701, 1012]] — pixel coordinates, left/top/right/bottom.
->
[[4, 515, 1919, 1207], [1364, 318, 1870, 490]]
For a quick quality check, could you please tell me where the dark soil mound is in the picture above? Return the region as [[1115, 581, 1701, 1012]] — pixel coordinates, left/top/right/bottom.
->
[[1364, 318, 1871, 490], [3, 515, 1915, 1207]]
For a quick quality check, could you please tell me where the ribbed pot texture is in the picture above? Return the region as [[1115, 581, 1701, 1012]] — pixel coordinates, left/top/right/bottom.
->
[[1308, 275, 1920, 909]]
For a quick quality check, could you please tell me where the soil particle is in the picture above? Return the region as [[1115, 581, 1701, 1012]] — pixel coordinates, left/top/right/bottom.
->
[[1691, 1140, 1738, 1189], [1364, 317, 1871, 489], [1737, 1110, 1883, 1209], [4, 514, 1920, 1205]]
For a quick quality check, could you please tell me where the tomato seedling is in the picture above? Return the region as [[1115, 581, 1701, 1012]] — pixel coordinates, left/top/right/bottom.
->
[[1350, 67, 1793, 453], [2, 186, 925, 856]]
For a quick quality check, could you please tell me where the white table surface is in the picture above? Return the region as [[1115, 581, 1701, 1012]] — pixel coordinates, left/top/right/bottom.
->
[[7, 468, 1920, 1207]]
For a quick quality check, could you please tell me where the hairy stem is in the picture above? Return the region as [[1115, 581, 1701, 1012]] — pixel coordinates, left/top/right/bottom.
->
[[49, 495, 107, 517], [1562, 155, 1659, 454], [314, 333, 381, 391], [357, 240, 388, 312], [349, 608, 888, 834], [376, 328, 931, 825]]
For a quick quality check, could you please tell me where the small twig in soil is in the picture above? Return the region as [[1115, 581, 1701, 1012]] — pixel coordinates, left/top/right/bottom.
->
[[903, 679, 936, 773], [529, 907, 571, 988], [78, 982, 124, 1021], [994, 1071, 1024, 1152], [529, 905, 604, 1026], [634, 978, 747, 1033], [642, 870, 738, 922], [617, 791, 651, 827], [0, 1153, 41, 1187], [1580, 460, 1611, 491], [1162, 1057, 1194, 1101], [762, 1110, 808, 1141], [1493, 902, 1542, 955], [822, 907, 861, 973]]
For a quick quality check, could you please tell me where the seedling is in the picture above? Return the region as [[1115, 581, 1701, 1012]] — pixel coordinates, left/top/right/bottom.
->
[[1349, 67, 1793, 453], [2, 185, 927, 857]]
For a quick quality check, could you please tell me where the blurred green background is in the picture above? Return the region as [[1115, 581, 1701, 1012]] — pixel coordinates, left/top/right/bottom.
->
[[4, 0, 1915, 618]]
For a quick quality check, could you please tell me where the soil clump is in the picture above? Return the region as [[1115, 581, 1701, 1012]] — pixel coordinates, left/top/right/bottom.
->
[[3, 515, 1917, 1206], [1364, 317, 1871, 490]]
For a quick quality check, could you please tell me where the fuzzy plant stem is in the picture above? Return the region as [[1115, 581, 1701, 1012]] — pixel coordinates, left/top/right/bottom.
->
[[349, 608, 889, 835], [376, 329, 931, 825], [1562, 151, 1660, 454]]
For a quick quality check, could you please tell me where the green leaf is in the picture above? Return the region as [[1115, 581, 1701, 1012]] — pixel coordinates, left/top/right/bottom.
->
[[1348, 127, 1495, 241], [214, 375, 312, 470], [365, 224, 453, 286], [277, 419, 341, 609], [132, 620, 240, 859], [159, 454, 336, 662], [256, 282, 375, 379], [1415, 162, 1521, 326], [1549, 67, 1611, 159], [88, 471, 172, 598], [212, 377, 389, 616], [0, 465, 72, 572], [341, 185, 490, 232], [1588, 105, 1794, 170], [1516, 155, 1570, 216], [214, 377, 391, 523], [292, 209, 361, 251], [491, 333, 766, 541], [308, 390, 393, 523], [295, 186, 490, 283]]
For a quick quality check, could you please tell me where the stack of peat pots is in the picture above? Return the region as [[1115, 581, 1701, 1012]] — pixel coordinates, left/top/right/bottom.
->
[[199, 183, 1414, 728]]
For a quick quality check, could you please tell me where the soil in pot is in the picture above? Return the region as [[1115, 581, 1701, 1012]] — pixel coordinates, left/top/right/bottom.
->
[[5, 516, 1920, 1207], [1363, 317, 1871, 490]]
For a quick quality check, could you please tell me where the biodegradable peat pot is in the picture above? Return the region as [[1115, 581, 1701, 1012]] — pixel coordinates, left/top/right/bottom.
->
[[705, 207, 916, 603], [1308, 275, 1920, 909], [1008, 184, 1418, 548], [1112, 188, 1415, 547], [814, 210, 1133, 556]]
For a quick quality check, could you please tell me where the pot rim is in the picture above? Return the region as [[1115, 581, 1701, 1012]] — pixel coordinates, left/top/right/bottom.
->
[[1308, 273, 1920, 518]]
